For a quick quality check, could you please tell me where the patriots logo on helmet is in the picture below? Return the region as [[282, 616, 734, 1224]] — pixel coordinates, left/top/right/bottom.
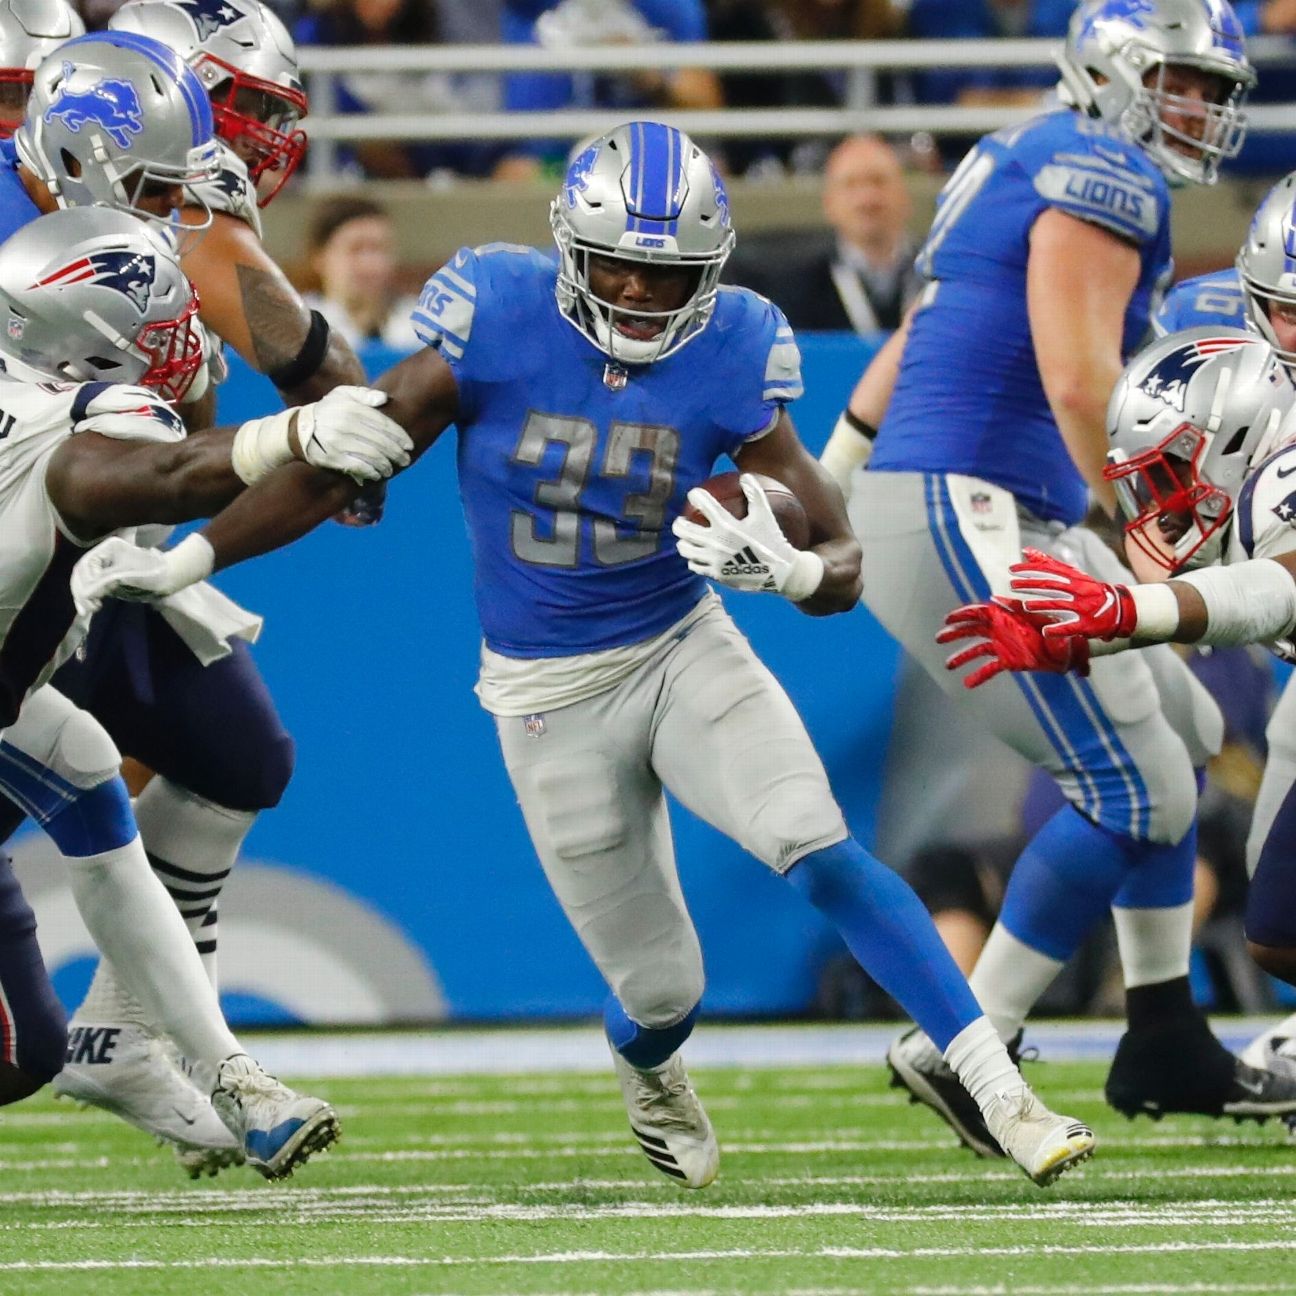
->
[[1139, 336, 1253, 411], [44, 67, 143, 150], [33, 251, 157, 312], [173, 0, 244, 42]]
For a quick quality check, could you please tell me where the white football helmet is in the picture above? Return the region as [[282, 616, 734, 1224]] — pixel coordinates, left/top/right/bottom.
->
[[0, 0, 81, 138], [1056, 0, 1254, 186], [1237, 171, 1296, 375], [0, 205, 202, 402], [550, 121, 735, 364], [110, 0, 307, 206], [1105, 326, 1295, 570], [14, 30, 220, 236]]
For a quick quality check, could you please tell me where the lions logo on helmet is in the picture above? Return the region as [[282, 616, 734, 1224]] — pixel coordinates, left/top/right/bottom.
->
[[33, 250, 156, 312], [172, 0, 245, 43], [43, 64, 143, 150]]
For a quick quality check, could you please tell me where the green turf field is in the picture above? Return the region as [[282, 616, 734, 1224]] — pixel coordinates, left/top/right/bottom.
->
[[1, 1056, 1293, 1296]]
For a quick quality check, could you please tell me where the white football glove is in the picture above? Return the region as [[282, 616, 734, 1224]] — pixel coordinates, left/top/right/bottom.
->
[[671, 473, 824, 602], [231, 386, 412, 486], [72, 534, 214, 619], [296, 386, 413, 481]]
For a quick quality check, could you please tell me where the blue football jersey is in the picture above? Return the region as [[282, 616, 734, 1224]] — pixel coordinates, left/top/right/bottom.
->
[[1153, 269, 1247, 336], [0, 140, 42, 246], [412, 244, 803, 657], [871, 109, 1172, 526]]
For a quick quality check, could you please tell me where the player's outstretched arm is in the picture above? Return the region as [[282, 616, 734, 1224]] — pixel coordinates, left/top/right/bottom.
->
[[70, 348, 460, 612], [735, 411, 863, 616], [1008, 547, 1296, 650], [180, 212, 366, 404], [1027, 210, 1138, 518]]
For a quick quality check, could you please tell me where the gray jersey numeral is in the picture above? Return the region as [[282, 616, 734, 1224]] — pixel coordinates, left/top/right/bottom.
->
[[509, 412, 679, 569]]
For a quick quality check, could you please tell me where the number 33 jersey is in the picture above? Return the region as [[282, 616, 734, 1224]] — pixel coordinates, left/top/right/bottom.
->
[[0, 378, 183, 723], [871, 108, 1173, 527], [412, 244, 803, 658]]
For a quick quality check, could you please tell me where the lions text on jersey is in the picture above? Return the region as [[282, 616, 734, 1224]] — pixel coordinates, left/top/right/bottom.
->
[[412, 244, 802, 657], [871, 109, 1172, 525]]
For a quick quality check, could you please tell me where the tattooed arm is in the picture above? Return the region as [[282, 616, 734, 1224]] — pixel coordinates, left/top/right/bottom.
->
[[179, 211, 366, 401]]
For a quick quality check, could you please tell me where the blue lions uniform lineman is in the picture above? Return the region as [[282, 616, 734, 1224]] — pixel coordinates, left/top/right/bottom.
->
[[85, 119, 1098, 1189], [832, 0, 1296, 1144]]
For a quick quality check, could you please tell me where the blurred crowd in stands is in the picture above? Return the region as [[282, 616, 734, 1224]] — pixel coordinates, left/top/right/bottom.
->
[[63, 0, 1296, 182]]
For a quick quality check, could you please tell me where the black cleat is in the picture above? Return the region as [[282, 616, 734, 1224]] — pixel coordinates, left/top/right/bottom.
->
[[886, 1026, 1027, 1158], [1105, 1018, 1296, 1122]]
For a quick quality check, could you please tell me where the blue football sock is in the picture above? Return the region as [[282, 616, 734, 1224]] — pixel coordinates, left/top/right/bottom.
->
[[786, 838, 980, 1052], [604, 998, 698, 1070], [1001, 804, 1195, 964]]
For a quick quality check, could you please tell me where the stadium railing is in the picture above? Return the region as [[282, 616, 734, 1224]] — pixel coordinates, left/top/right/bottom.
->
[[296, 36, 1296, 184]]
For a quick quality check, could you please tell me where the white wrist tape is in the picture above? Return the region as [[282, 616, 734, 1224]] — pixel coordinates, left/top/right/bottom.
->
[[1173, 559, 1296, 648], [820, 413, 873, 489], [1088, 636, 1132, 658], [230, 409, 296, 485], [784, 550, 825, 602], [165, 533, 216, 588], [1128, 582, 1181, 641]]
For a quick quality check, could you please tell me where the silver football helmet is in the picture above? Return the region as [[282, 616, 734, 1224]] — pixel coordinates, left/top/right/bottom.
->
[[1105, 327, 1294, 570], [0, 205, 202, 402], [1237, 171, 1296, 374], [110, 0, 307, 206], [550, 121, 735, 364], [1056, 0, 1254, 186], [14, 30, 220, 234], [0, 0, 82, 139]]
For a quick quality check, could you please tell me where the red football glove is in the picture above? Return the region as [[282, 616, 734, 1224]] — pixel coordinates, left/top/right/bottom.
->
[[1008, 548, 1138, 641], [937, 598, 1092, 689]]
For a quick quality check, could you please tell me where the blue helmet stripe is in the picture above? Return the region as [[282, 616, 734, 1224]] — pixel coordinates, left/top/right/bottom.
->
[[62, 30, 213, 147], [625, 122, 685, 238]]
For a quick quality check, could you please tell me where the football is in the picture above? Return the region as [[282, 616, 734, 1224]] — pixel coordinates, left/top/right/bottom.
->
[[682, 471, 811, 550]]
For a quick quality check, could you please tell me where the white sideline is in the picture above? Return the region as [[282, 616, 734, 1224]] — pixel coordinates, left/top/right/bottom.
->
[[239, 1018, 1279, 1078]]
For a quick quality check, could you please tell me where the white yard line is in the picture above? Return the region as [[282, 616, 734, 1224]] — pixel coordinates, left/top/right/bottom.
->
[[4, 1240, 1296, 1271]]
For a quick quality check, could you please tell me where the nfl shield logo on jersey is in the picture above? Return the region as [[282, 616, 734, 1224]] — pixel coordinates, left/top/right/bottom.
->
[[970, 491, 992, 515], [523, 713, 546, 739], [603, 363, 628, 392], [7, 315, 24, 341]]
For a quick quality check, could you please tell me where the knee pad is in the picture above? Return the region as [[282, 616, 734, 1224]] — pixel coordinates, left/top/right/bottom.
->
[[615, 956, 705, 1031]]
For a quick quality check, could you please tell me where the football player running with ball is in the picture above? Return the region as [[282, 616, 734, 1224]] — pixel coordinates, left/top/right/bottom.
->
[[77, 122, 1096, 1189]]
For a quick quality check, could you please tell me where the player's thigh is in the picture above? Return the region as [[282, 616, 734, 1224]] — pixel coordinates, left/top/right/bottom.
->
[[495, 695, 702, 1025], [1248, 674, 1296, 876], [854, 472, 1199, 842], [56, 605, 292, 811], [649, 603, 846, 872]]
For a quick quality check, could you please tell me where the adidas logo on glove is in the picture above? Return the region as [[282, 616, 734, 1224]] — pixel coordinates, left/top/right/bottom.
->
[[720, 546, 775, 588]]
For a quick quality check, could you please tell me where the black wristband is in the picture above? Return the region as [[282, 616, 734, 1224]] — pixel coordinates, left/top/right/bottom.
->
[[268, 309, 331, 392], [842, 408, 879, 442]]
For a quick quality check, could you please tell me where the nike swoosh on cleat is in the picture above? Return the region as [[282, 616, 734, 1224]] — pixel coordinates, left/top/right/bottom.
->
[[170, 1108, 198, 1126]]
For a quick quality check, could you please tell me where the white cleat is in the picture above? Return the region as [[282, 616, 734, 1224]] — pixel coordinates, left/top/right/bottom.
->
[[610, 1047, 719, 1189], [984, 1086, 1095, 1188], [211, 1054, 339, 1180], [1240, 1015, 1296, 1082], [53, 1021, 241, 1155]]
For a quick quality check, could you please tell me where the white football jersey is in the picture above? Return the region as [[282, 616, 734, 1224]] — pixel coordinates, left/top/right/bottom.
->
[[185, 142, 262, 240], [0, 376, 183, 719], [1224, 438, 1296, 660]]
